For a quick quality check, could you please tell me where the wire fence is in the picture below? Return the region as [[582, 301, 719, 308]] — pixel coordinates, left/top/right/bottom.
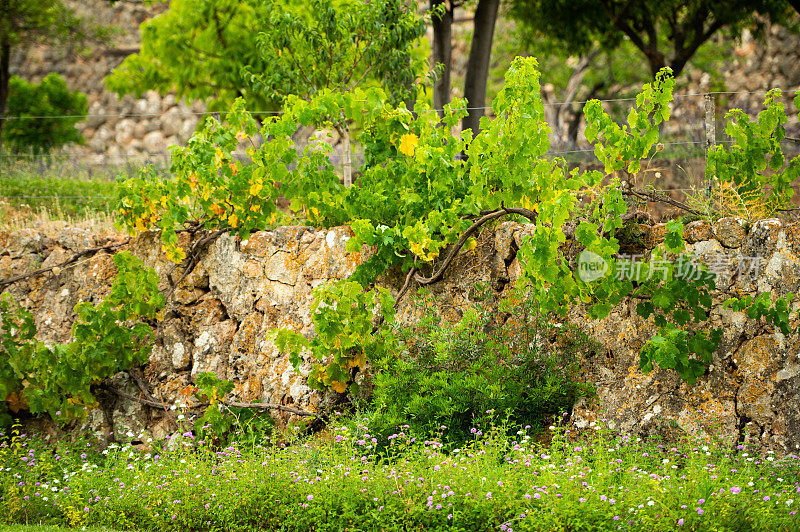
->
[[2, 89, 800, 211]]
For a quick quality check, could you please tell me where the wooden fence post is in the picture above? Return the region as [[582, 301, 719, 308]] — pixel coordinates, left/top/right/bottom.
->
[[704, 93, 716, 195]]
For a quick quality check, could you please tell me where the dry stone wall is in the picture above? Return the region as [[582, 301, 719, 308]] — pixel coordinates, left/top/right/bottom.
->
[[2, 219, 800, 452], [9, 0, 202, 164]]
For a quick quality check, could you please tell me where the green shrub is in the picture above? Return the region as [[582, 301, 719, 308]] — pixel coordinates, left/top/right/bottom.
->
[[366, 291, 596, 446], [2, 73, 87, 155]]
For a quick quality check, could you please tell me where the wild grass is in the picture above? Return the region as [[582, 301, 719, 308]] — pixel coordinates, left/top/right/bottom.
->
[[1, 416, 798, 531], [0, 155, 165, 233]]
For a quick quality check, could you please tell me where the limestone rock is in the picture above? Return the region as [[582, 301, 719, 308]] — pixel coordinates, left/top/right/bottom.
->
[[642, 223, 667, 249], [513, 224, 536, 250], [684, 220, 713, 243], [494, 222, 521, 262], [57, 227, 95, 252], [713, 217, 748, 248], [142, 130, 167, 153]]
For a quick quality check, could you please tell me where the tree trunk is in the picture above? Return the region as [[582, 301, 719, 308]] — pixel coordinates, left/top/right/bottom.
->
[[461, 0, 500, 137], [0, 37, 11, 151], [430, 0, 452, 117]]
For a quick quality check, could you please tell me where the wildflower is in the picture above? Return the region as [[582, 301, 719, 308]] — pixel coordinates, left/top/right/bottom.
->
[[307, 495, 313, 501], [678, 518, 684, 526], [731, 486, 741, 494]]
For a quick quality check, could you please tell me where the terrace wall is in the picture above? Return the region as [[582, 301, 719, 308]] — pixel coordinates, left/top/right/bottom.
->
[[2, 219, 800, 451]]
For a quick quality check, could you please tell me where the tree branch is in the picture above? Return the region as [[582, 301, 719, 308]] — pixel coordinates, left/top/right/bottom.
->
[[0, 239, 130, 293]]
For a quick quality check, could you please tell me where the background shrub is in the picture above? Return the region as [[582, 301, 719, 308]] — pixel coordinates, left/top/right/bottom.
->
[[2, 73, 87, 155]]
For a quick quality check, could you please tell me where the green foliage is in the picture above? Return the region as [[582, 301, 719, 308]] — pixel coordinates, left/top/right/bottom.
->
[[2, 74, 87, 154], [367, 295, 594, 446], [0, 252, 164, 423], [0, 0, 106, 51], [706, 89, 800, 215], [724, 293, 796, 336], [583, 67, 674, 175], [508, 0, 792, 77], [274, 280, 395, 395], [191, 372, 273, 446], [118, 56, 800, 391], [107, 0, 427, 113], [246, 0, 426, 107]]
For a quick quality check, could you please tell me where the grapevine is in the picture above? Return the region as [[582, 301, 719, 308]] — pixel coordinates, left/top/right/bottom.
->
[[114, 57, 800, 395], [0, 252, 164, 425]]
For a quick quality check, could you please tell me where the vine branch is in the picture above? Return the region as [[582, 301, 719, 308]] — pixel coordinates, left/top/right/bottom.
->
[[624, 188, 704, 216], [0, 238, 130, 293], [414, 205, 536, 285]]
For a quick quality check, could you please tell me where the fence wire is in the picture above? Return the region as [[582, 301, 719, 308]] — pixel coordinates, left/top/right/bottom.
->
[[2, 89, 800, 214]]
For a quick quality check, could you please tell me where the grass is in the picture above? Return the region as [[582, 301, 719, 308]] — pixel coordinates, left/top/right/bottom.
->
[[1, 416, 798, 531], [0, 154, 170, 230], [0, 156, 157, 234], [3, 526, 121, 531]]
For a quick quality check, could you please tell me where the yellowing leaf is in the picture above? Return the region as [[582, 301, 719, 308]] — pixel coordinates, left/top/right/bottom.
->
[[229, 213, 239, 228], [466, 237, 477, 252], [348, 350, 367, 369], [6, 392, 26, 413], [250, 204, 261, 212], [236, 130, 248, 141], [249, 182, 263, 196], [160, 196, 168, 208], [331, 380, 348, 393], [398, 133, 419, 156], [229, 162, 238, 175]]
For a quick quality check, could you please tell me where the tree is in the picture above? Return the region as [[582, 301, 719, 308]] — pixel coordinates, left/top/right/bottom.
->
[[107, 0, 427, 114], [2, 73, 87, 154], [0, 0, 104, 147], [509, 0, 795, 80], [106, 0, 274, 114], [428, 0, 501, 137]]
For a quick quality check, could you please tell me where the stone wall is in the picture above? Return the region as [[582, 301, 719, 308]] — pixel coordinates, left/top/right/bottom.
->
[[2, 218, 800, 452], [9, 0, 202, 165]]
